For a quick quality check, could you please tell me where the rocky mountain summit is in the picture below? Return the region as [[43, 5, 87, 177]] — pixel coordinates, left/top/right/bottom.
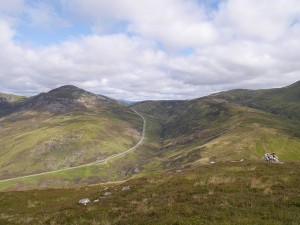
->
[[0, 96, 14, 104], [2, 85, 118, 114], [26, 85, 105, 110], [0, 93, 26, 116], [0, 93, 24, 103]]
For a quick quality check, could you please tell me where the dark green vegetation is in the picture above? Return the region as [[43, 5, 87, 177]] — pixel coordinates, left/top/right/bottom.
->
[[0, 86, 143, 180], [0, 161, 299, 225]]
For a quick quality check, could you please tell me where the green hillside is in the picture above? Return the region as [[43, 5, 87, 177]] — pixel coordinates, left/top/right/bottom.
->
[[132, 81, 300, 170], [0, 82, 299, 191], [0, 86, 143, 180], [0, 83, 299, 222], [213, 80, 300, 119]]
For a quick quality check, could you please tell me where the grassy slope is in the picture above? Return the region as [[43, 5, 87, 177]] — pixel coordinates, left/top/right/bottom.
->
[[0, 110, 299, 223], [0, 87, 143, 180], [3, 86, 298, 190], [0, 84, 299, 225], [213, 80, 300, 119], [132, 82, 300, 171], [0, 82, 299, 191], [0, 161, 299, 225], [133, 99, 233, 147], [0, 112, 160, 191], [0, 111, 141, 179]]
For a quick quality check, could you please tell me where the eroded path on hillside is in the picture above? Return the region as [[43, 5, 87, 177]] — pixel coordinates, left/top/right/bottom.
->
[[0, 108, 146, 183]]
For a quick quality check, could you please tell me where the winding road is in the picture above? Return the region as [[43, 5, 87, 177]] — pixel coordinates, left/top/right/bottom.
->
[[0, 108, 146, 183]]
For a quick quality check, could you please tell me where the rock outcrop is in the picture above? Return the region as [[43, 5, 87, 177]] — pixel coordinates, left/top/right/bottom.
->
[[263, 153, 280, 163]]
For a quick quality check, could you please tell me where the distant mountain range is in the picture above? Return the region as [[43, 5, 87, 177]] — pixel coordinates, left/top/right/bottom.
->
[[0, 81, 299, 190]]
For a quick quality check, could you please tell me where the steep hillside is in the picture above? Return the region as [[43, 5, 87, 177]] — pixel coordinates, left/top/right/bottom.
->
[[132, 81, 300, 171], [0, 86, 143, 180], [213, 80, 300, 119], [134, 98, 235, 148]]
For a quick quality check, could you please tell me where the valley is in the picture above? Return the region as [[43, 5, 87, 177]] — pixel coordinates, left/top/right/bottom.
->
[[0, 82, 299, 191], [0, 81, 299, 224]]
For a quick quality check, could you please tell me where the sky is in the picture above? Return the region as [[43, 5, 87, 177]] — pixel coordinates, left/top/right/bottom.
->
[[0, 0, 299, 100]]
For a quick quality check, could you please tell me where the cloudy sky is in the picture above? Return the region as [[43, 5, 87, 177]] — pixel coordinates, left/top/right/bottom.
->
[[0, 0, 299, 100]]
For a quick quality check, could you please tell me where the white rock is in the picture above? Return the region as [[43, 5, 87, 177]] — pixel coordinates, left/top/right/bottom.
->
[[79, 198, 90, 205], [263, 153, 280, 163], [103, 192, 111, 197], [122, 186, 130, 191]]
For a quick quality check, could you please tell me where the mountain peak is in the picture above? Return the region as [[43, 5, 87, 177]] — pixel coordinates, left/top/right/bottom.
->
[[19, 85, 111, 113], [50, 85, 82, 91], [47, 85, 91, 99]]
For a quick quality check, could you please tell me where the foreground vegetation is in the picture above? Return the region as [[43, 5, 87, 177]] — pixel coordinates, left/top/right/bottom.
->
[[0, 161, 299, 225]]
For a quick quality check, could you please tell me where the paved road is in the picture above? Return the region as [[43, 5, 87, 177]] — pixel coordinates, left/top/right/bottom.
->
[[0, 108, 146, 183]]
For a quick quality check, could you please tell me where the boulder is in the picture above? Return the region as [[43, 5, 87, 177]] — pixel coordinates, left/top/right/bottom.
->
[[133, 167, 140, 174], [263, 153, 280, 163], [79, 198, 90, 205], [122, 186, 130, 191], [103, 192, 111, 197]]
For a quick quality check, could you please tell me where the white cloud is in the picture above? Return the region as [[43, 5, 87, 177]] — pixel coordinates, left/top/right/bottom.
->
[[0, 19, 15, 43], [216, 0, 300, 41], [0, 0, 299, 100], [65, 0, 218, 49]]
